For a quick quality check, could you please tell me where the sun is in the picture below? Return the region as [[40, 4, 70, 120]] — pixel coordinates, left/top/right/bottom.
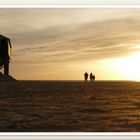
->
[[112, 51, 140, 81]]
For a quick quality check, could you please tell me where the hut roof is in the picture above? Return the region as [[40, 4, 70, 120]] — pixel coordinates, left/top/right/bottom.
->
[[0, 34, 12, 48]]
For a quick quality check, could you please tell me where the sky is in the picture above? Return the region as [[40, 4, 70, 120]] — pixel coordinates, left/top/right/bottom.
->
[[1, 8, 140, 80]]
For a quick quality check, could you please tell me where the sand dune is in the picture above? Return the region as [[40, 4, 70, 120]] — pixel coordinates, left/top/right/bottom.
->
[[0, 80, 140, 132]]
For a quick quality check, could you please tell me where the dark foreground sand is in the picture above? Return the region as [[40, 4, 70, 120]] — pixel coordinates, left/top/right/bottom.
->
[[0, 80, 140, 132]]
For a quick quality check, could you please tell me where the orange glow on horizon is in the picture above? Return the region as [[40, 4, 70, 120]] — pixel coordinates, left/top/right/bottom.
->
[[97, 51, 140, 81]]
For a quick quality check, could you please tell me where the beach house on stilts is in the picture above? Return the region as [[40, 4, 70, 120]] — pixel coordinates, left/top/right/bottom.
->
[[0, 34, 12, 76]]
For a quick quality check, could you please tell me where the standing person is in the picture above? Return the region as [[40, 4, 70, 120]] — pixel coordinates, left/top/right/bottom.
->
[[84, 72, 88, 81], [92, 74, 95, 82], [90, 73, 93, 81]]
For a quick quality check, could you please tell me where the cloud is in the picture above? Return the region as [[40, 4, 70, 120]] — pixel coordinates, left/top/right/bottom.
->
[[1, 9, 140, 66], [10, 17, 140, 65]]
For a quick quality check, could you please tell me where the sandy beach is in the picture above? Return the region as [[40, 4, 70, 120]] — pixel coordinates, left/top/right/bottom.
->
[[0, 80, 140, 132]]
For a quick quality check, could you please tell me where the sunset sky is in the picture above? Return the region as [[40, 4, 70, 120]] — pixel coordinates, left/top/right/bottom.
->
[[1, 8, 140, 80]]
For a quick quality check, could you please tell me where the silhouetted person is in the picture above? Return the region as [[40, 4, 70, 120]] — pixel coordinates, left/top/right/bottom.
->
[[90, 73, 93, 81], [92, 74, 95, 82], [84, 72, 88, 81]]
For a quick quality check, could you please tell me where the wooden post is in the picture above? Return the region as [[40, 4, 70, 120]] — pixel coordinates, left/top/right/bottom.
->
[[3, 39, 9, 76], [4, 61, 9, 75]]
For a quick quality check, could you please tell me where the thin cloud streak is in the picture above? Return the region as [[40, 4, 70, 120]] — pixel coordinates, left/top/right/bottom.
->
[[13, 17, 140, 65]]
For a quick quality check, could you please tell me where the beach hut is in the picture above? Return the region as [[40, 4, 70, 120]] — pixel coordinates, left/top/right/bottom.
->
[[0, 34, 12, 76]]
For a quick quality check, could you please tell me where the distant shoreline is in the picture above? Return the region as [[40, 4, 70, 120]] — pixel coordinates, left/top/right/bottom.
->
[[18, 80, 137, 82]]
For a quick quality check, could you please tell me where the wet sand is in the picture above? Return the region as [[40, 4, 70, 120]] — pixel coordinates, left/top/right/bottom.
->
[[0, 80, 140, 132]]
